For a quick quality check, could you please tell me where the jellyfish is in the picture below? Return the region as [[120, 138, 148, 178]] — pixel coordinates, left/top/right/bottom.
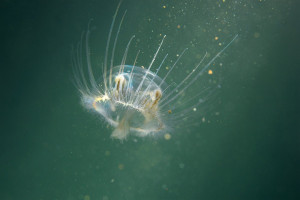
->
[[73, 2, 237, 140]]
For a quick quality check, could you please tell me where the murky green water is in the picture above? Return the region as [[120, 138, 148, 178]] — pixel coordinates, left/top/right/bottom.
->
[[1, 0, 299, 199]]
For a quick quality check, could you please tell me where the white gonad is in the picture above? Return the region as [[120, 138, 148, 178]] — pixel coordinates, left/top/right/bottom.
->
[[73, 1, 238, 140]]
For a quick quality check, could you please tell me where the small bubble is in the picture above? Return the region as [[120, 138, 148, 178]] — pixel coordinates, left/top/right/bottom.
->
[[193, 108, 197, 111], [214, 36, 219, 40], [163, 5, 166, 8]]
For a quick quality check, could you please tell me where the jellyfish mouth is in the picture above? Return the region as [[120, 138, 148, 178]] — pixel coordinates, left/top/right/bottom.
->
[[92, 95, 164, 139], [109, 101, 164, 140]]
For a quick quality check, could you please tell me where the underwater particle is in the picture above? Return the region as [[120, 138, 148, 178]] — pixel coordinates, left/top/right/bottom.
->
[[177, 24, 181, 29], [193, 107, 197, 111], [254, 32, 260, 38], [208, 69, 213, 75], [105, 150, 110, 156], [111, 179, 115, 183], [179, 163, 185, 169], [214, 36, 219, 40], [163, 5, 166, 8], [222, 0, 226, 2], [83, 195, 90, 200], [202, 117, 206, 122], [162, 184, 168, 190], [168, 110, 172, 114], [219, 42, 222, 46], [102, 196, 109, 200], [118, 164, 124, 170], [164, 133, 171, 140]]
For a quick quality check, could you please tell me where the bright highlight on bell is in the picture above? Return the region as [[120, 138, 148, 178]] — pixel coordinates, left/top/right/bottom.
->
[[73, 1, 237, 140]]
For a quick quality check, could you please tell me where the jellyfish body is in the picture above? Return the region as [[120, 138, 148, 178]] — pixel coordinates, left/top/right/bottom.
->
[[82, 65, 168, 140], [73, 2, 237, 140]]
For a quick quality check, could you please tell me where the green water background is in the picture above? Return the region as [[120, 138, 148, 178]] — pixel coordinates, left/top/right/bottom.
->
[[1, 0, 299, 199]]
